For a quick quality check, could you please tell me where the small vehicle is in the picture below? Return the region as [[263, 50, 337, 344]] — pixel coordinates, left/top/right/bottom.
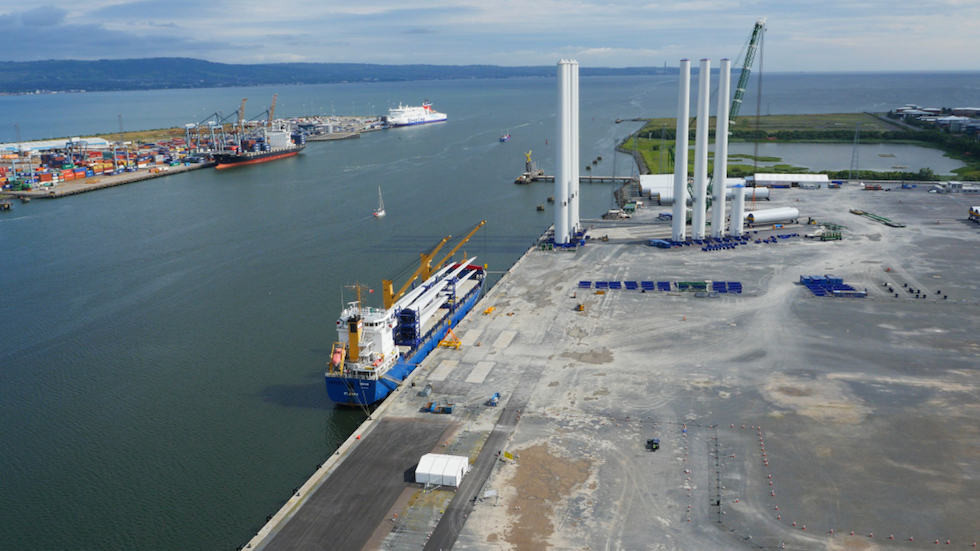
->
[[646, 438, 660, 452]]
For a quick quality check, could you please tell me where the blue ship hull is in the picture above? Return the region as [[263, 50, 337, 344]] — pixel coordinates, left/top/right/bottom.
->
[[325, 275, 483, 406]]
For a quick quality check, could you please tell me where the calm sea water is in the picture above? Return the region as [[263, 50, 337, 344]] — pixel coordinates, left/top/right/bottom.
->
[[1, 72, 978, 550]]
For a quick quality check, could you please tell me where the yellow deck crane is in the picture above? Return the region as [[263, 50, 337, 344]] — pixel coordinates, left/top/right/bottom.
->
[[267, 94, 278, 127], [382, 220, 487, 310]]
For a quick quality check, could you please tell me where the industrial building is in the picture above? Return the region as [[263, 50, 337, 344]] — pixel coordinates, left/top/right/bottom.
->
[[750, 173, 828, 188], [415, 454, 470, 488]]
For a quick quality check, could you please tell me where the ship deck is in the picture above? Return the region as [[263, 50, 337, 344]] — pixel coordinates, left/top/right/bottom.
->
[[246, 187, 979, 550]]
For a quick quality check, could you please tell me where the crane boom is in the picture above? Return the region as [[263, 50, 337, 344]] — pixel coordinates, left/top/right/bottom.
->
[[383, 235, 451, 310], [426, 219, 486, 279], [729, 18, 766, 126], [381, 220, 487, 310], [237, 98, 248, 128], [268, 94, 278, 127]]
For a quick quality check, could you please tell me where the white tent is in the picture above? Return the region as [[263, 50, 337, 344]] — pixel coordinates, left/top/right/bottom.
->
[[415, 453, 470, 488]]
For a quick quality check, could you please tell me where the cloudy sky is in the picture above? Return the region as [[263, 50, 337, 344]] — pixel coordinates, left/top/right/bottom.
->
[[1, 0, 977, 71]]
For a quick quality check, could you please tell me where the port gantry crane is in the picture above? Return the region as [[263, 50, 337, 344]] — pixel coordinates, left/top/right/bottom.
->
[[729, 17, 766, 127], [382, 220, 487, 310]]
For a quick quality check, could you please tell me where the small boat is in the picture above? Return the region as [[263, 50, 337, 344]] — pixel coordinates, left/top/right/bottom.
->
[[499, 133, 511, 143], [373, 186, 386, 217]]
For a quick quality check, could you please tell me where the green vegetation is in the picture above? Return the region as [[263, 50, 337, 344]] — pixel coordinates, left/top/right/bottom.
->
[[620, 113, 980, 180], [729, 153, 781, 163], [618, 135, 807, 177]]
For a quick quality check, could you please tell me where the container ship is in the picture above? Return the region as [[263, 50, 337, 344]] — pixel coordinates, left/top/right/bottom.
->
[[213, 130, 306, 170], [326, 221, 486, 406], [386, 101, 447, 127]]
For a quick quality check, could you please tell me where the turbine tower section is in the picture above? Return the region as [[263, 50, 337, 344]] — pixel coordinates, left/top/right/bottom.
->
[[671, 59, 691, 242], [555, 60, 572, 244], [692, 58, 711, 240], [712, 58, 731, 238], [568, 60, 580, 234]]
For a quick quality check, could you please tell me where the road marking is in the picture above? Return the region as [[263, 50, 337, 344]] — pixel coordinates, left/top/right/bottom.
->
[[465, 361, 495, 384], [460, 328, 482, 346], [429, 360, 458, 382], [492, 330, 516, 350]]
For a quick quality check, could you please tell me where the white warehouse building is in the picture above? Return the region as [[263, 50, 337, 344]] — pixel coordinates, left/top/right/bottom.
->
[[415, 453, 470, 488], [751, 173, 829, 188]]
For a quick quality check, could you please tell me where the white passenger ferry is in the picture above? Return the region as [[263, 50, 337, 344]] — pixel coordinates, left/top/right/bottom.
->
[[386, 101, 447, 127]]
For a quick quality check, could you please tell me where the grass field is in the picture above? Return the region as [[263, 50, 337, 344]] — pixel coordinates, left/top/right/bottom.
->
[[619, 136, 807, 177], [635, 112, 901, 136], [622, 112, 979, 179]]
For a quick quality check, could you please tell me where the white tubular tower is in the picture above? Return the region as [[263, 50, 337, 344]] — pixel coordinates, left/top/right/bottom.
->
[[692, 58, 711, 240], [730, 185, 745, 236], [569, 60, 580, 234], [671, 59, 691, 242], [555, 59, 579, 244], [711, 58, 731, 237]]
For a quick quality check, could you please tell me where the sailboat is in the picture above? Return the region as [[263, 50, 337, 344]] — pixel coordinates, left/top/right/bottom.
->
[[373, 186, 386, 217]]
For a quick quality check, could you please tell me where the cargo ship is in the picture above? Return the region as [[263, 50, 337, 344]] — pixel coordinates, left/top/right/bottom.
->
[[213, 130, 306, 170], [325, 221, 486, 406], [386, 101, 447, 127]]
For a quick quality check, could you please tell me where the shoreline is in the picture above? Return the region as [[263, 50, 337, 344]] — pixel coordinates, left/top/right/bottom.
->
[[6, 162, 213, 199]]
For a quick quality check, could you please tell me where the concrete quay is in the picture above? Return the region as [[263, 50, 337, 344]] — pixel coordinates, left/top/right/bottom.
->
[[246, 186, 978, 550], [9, 162, 212, 199]]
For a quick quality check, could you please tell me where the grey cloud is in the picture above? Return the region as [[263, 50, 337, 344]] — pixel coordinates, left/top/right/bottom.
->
[[11, 5, 68, 26]]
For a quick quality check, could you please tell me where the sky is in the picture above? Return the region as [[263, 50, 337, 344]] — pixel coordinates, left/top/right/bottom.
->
[[0, 0, 978, 71]]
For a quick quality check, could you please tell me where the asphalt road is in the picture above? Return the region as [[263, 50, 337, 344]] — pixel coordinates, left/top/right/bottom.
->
[[262, 417, 449, 551], [424, 364, 543, 551]]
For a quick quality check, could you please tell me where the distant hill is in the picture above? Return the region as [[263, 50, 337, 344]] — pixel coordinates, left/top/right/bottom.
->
[[0, 58, 676, 94]]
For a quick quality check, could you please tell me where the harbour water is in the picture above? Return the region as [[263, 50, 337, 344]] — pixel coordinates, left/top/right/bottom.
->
[[1, 72, 978, 550]]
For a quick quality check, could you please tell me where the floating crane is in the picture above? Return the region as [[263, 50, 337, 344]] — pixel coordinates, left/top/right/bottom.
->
[[382, 220, 487, 309], [729, 17, 766, 126]]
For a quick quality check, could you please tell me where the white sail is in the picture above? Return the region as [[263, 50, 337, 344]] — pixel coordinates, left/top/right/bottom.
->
[[374, 186, 386, 217]]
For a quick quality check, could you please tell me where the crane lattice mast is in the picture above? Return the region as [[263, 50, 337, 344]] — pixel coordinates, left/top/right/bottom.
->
[[729, 18, 766, 126]]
